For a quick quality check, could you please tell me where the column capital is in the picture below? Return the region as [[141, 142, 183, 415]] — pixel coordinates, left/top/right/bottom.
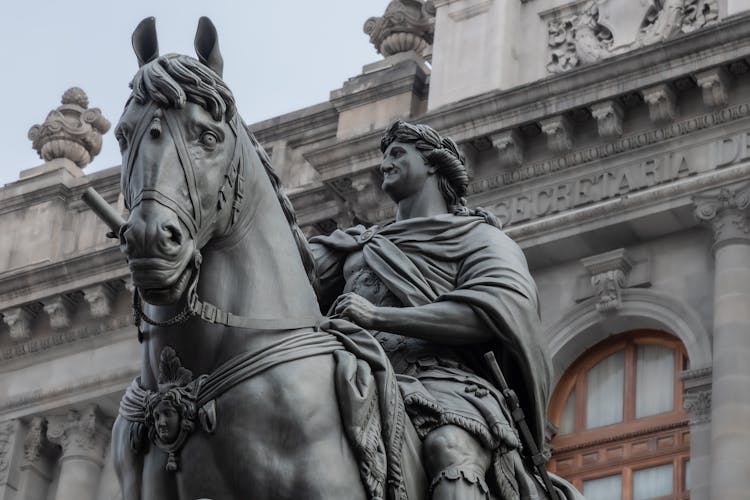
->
[[23, 417, 54, 464], [683, 389, 712, 425], [681, 366, 712, 425], [46, 406, 109, 466], [693, 182, 750, 248]]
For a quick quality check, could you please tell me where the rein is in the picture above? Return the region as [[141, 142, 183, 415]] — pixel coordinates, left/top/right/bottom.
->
[[126, 103, 321, 339]]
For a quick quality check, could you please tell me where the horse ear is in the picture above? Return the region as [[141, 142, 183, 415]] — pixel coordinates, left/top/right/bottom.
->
[[194, 17, 224, 77], [132, 17, 159, 67]]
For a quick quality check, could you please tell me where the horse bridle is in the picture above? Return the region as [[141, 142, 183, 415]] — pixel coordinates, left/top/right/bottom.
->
[[123, 102, 321, 338]]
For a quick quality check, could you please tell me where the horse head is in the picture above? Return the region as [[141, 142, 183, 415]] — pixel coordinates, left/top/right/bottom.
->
[[116, 17, 246, 306]]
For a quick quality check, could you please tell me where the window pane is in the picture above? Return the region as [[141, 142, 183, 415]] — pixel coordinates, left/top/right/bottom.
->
[[583, 474, 622, 500], [559, 389, 575, 434], [586, 350, 624, 428], [633, 463, 674, 500], [684, 459, 691, 491], [636, 344, 674, 418]]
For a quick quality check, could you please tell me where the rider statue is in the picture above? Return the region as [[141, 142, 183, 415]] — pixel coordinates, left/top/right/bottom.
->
[[311, 121, 572, 500]]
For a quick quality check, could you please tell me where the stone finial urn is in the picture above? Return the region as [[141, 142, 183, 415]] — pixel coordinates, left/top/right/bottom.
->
[[28, 87, 111, 168], [364, 0, 435, 59]]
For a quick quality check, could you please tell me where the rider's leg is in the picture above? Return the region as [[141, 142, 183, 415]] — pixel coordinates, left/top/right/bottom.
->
[[423, 424, 492, 500]]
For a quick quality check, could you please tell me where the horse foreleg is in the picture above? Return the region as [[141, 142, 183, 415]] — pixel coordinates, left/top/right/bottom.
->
[[112, 415, 143, 500]]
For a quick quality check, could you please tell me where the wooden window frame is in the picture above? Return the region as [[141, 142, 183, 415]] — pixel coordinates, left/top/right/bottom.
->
[[548, 330, 690, 500]]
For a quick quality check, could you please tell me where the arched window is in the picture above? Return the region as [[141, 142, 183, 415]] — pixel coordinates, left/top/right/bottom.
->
[[548, 331, 690, 500]]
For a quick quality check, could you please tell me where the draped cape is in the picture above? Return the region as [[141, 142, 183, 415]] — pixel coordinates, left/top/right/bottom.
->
[[310, 214, 552, 448]]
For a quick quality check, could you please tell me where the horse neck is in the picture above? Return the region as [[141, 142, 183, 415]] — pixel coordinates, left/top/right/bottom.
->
[[197, 154, 321, 322]]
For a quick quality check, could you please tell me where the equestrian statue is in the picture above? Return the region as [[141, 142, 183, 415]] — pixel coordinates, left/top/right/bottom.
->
[[81, 16, 584, 500]]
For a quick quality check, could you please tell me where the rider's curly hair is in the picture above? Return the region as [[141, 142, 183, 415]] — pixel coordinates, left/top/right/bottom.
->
[[380, 121, 500, 227]]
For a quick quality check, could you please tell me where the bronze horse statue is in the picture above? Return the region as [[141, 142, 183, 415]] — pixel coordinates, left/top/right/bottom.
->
[[80, 15, 583, 500], [96, 17, 427, 500]]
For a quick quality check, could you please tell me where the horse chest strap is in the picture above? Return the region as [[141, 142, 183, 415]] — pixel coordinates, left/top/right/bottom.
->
[[189, 295, 322, 330]]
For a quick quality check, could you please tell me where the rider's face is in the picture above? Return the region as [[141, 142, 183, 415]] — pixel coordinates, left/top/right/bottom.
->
[[380, 141, 432, 202]]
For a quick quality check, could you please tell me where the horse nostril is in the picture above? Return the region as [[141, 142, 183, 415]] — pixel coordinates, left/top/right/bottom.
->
[[162, 223, 183, 245]]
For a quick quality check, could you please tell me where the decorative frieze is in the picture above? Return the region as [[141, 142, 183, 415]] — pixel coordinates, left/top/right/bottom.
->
[[484, 101, 750, 188], [695, 67, 731, 108], [2, 307, 37, 341], [41, 295, 78, 330], [82, 284, 117, 318], [581, 249, 633, 312], [642, 84, 678, 123], [590, 100, 624, 138], [546, 0, 718, 74], [1, 313, 132, 362], [490, 130, 524, 168], [540, 115, 573, 153], [694, 182, 750, 248]]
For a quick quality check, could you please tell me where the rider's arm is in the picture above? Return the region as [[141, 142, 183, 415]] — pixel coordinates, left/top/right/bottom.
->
[[374, 301, 492, 345], [332, 293, 492, 345]]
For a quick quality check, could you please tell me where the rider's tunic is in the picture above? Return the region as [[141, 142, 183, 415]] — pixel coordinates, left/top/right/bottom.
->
[[342, 254, 516, 450]]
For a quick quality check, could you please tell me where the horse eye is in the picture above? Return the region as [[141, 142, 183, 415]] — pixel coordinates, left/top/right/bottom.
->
[[200, 131, 218, 149]]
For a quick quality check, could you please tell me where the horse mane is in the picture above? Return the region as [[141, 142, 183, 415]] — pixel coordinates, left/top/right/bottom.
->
[[128, 54, 318, 292]]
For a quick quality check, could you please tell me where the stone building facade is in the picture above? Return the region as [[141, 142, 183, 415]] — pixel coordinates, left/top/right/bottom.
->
[[2, 1, 750, 498]]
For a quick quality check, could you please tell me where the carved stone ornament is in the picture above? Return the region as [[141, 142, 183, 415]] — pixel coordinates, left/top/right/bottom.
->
[[46, 405, 109, 465], [41, 295, 78, 330], [27, 87, 111, 167], [695, 67, 731, 108], [83, 283, 117, 318], [683, 390, 711, 424], [694, 182, 750, 248], [581, 248, 633, 312], [540, 115, 573, 153], [364, 0, 435, 59], [642, 84, 678, 123], [490, 129, 524, 168], [590, 100, 624, 138], [24, 417, 54, 463], [547, 0, 718, 74], [2, 306, 37, 341]]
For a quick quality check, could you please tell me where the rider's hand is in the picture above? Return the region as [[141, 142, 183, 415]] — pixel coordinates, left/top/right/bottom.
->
[[331, 292, 380, 329]]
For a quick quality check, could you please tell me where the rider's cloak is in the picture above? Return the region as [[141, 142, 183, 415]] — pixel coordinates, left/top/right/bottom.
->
[[310, 213, 552, 454]]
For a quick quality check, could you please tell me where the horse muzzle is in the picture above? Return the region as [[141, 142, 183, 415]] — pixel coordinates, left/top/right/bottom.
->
[[120, 202, 197, 304]]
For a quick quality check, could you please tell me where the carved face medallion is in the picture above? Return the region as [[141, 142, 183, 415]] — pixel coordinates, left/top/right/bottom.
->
[[380, 141, 432, 202], [153, 398, 181, 443]]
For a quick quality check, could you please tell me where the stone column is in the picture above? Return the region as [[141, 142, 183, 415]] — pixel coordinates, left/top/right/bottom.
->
[[46, 406, 110, 500], [694, 182, 750, 500]]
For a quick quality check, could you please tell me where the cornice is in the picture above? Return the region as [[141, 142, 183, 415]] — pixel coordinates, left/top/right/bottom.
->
[[0, 246, 127, 308], [249, 102, 339, 147], [0, 366, 136, 420], [424, 12, 750, 140], [292, 14, 750, 190], [303, 130, 384, 180], [330, 60, 429, 112]]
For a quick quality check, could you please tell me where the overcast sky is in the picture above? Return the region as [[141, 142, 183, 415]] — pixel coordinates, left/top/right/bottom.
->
[[0, 0, 391, 187]]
